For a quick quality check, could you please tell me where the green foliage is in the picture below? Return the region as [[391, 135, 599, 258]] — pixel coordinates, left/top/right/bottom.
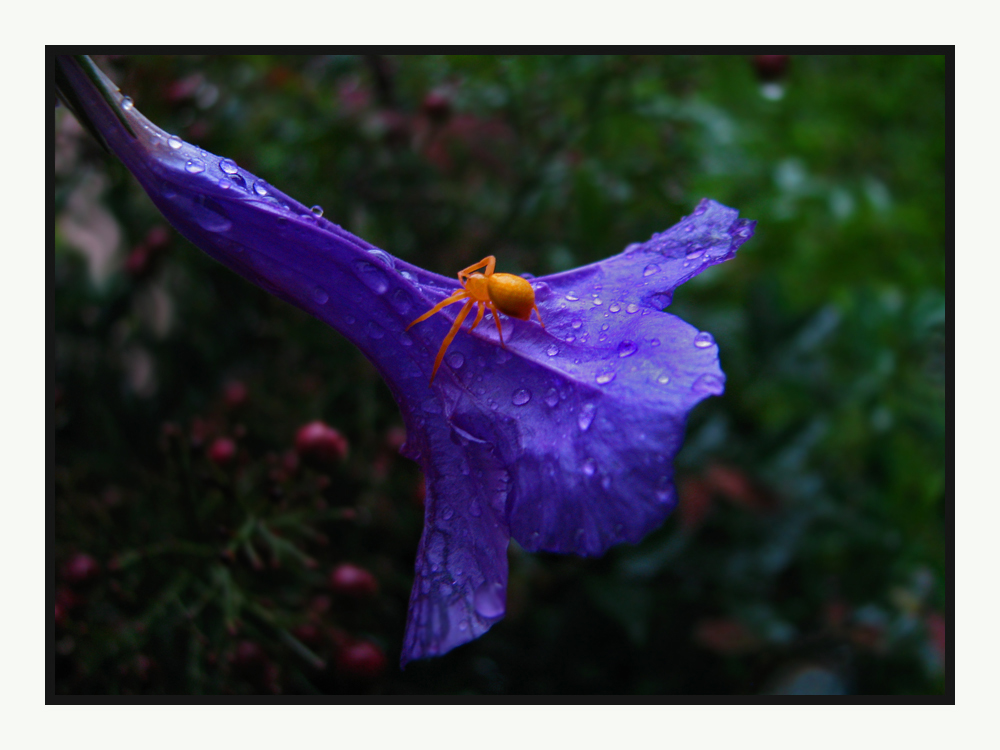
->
[[54, 54, 947, 694]]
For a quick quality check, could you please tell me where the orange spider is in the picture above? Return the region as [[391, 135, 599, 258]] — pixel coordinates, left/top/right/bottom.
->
[[407, 255, 544, 383]]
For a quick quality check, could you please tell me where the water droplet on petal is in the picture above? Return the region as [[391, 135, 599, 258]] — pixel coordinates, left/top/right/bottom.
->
[[657, 372, 671, 384], [367, 321, 385, 339], [474, 582, 505, 618], [592, 298, 602, 306], [609, 302, 621, 313], [565, 292, 579, 301], [582, 459, 596, 476], [219, 158, 239, 174], [601, 475, 612, 490], [184, 159, 205, 174], [686, 247, 705, 260], [442, 506, 454, 521], [512, 388, 531, 406], [121, 96, 134, 111], [344, 314, 356, 324], [447, 351, 464, 369], [571, 319, 582, 330], [578, 403, 596, 431], [692, 373, 724, 394], [546, 344, 559, 357], [458, 619, 469, 631], [252, 181, 269, 196], [650, 338, 661, 347], [470, 500, 482, 517], [618, 340, 638, 358], [596, 371, 615, 385], [367, 248, 395, 269], [228, 173, 246, 189], [656, 489, 673, 504], [626, 303, 640, 314], [311, 285, 329, 304], [217, 179, 231, 190], [693, 331, 715, 348], [545, 388, 559, 407], [354, 261, 389, 294], [643, 264, 660, 277], [167, 135, 183, 149], [310, 205, 324, 216]]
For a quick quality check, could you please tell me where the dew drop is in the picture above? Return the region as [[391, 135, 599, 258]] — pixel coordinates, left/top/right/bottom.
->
[[618, 340, 638, 358], [344, 314, 356, 324], [545, 388, 559, 407], [582, 459, 596, 476], [643, 264, 660, 277], [354, 261, 389, 294], [686, 247, 705, 260], [546, 344, 559, 357], [601, 475, 612, 490], [596, 371, 616, 385], [366, 320, 385, 339], [121, 96, 134, 111], [693, 331, 715, 348], [442, 506, 454, 521], [565, 335, 575, 343], [571, 319, 582, 330], [458, 620, 469, 631], [184, 159, 205, 174], [228, 173, 247, 190], [367, 248, 395, 269], [609, 302, 621, 313], [219, 158, 239, 174], [167, 135, 183, 149], [512, 388, 531, 406], [656, 489, 673, 504], [592, 298, 602, 306], [473, 582, 505, 618], [650, 338, 661, 347], [565, 292, 579, 301], [311, 285, 329, 304], [657, 372, 671, 384], [310, 205, 324, 216], [598, 333, 608, 342], [252, 181, 269, 196], [495, 348, 511, 364], [692, 373, 724, 394], [626, 303, 640, 314], [217, 179, 231, 190], [446, 351, 465, 370], [578, 403, 596, 431]]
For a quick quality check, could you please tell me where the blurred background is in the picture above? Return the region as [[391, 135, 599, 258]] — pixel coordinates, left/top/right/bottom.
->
[[53, 54, 947, 695]]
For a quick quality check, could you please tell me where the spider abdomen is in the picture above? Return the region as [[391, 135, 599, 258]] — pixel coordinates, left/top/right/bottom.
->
[[487, 273, 536, 320]]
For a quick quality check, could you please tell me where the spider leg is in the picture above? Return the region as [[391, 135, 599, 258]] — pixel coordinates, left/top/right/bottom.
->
[[458, 256, 497, 284], [487, 301, 506, 347], [468, 300, 487, 331], [430, 298, 476, 383], [406, 288, 469, 330]]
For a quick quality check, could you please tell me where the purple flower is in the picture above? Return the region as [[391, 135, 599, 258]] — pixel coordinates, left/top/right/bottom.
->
[[56, 57, 756, 666]]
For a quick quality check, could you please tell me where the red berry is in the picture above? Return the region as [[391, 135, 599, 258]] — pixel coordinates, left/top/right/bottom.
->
[[207, 436, 237, 466], [62, 553, 100, 584], [291, 623, 324, 649], [336, 640, 387, 679], [295, 421, 349, 464], [329, 563, 378, 597]]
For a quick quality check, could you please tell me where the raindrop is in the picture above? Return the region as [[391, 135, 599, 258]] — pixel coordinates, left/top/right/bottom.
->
[[366, 320, 385, 339], [545, 388, 559, 407], [643, 264, 660, 277], [592, 298, 602, 306], [582, 459, 596, 476], [650, 338, 661, 347], [121, 96, 134, 111], [310, 205, 324, 216], [219, 158, 239, 174], [598, 333, 608, 342], [686, 247, 705, 260], [344, 314, 356, 324], [367, 248, 395, 269], [167, 135, 183, 149], [571, 319, 582, 330], [446, 351, 465, 370], [565, 292, 579, 301], [495, 348, 511, 364], [354, 261, 389, 294], [618, 340, 638, 358], [692, 373, 724, 394], [657, 372, 671, 384], [626, 303, 640, 314], [577, 403, 596, 431], [311, 285, 329, 304], [693, 331, 715, 348], [656, 490, 672, 504], [565, 336, 575, 343], [184, 159, 205, 174], [546, 344, 559, 357], [252, 181, 269, 197], [473, 582, 504, 618], [609, 302, 621, 313], [458, 620, 469, 632], [217, 179, 231, 190], [596, 371, 615, 385], [512, 388, 531, 406], [442, 506, 455, 521], [228, 173, 246, 190]]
